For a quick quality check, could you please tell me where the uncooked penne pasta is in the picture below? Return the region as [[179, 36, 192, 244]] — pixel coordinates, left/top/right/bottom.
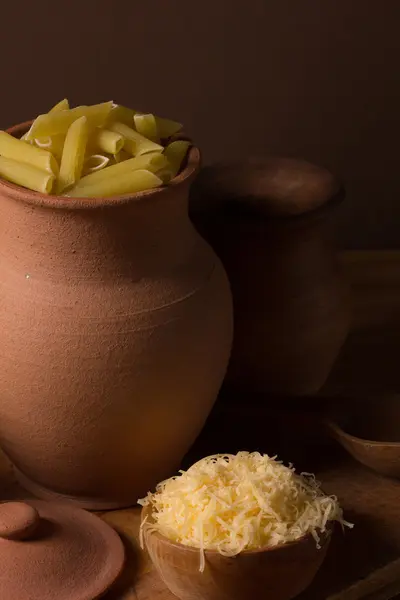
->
[[162, 140, 191, 181], [82, 154, 110, 176], [91, 128, 124, 155], [107, 104, 136, 126], [134, 113, 159, 143], [0, 100, 187, 196], [0, 131, 58, 174], [34, 134, 65, 160], [70, 153, 168, 190], [48, 98, 69, 113], [113, 149, 131, 163], [109, 121, 163, 156], [22, 100, 68, 141], [26, 101, 113, 140], [56, 116, 88, 193], [66, 169, 163, 198], [156, 116, 183, 139], [0, 156, 54, 194]]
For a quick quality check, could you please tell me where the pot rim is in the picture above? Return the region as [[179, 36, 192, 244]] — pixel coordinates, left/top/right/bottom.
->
[[1, 120, 200, 211], [326, 418, 400, 448], [190, 157, 345, 225]]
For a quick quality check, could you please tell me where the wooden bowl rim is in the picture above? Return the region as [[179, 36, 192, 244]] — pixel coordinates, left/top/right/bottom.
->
[[141, 506, 333, 557], [326, 418, 400, 449]]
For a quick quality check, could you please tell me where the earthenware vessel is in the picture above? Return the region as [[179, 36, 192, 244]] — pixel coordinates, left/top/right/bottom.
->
[[141, 506, 332, 600], [0, 122, 233, 509], [0, 500, 125, 599], [190, 158, 350, 396], [327, 395, 400, 478]]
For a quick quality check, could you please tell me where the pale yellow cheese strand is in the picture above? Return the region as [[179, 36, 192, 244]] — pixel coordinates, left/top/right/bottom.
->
[[138, 452, 352, 572]]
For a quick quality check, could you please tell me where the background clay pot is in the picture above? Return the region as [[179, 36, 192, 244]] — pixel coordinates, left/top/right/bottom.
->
[[190, 158, 350, 396], [0, 123, 233, 509]]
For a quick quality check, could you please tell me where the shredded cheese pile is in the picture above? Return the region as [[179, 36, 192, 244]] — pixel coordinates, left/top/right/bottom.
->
[[138, 452, 352, 571]]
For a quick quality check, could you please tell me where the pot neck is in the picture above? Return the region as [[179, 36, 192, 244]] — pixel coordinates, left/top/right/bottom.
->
[[0, 183, 195, 281]]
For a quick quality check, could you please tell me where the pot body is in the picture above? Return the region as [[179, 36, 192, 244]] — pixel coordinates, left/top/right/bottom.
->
[[191, 161, 349, 396], [0, 147, 233, 509]]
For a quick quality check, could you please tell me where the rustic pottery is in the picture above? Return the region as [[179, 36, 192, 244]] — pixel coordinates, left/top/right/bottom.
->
[[327, 395, 400, 478], [190, 158, 350, 396], [0, 122, 233, 509], [142, 506, 332, 600], [0, 500, 125, 599]]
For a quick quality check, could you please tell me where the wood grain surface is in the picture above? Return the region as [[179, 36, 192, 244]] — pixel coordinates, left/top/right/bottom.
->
[[2, 250, 400, 600]]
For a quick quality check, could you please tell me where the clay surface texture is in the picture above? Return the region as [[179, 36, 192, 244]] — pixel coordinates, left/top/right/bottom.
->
[[0, 500, 125, 600], [0, 126, 233, 508]]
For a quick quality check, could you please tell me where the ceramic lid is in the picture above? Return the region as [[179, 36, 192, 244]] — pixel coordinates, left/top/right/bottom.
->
[[0, 500, 125, 600], [190, 158, 342, 218]]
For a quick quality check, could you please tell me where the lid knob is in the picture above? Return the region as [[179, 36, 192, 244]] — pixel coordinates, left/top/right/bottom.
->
[[0, 502, 40, 540]]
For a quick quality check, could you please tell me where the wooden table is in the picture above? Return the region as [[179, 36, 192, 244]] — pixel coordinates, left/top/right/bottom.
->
[[2, 250, 400, 599]]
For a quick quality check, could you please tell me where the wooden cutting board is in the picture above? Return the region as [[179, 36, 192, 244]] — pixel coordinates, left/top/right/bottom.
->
[[96, 451, 400, 600]]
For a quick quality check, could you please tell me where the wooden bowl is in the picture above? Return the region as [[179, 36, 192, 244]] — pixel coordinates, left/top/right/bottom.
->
[[141, 506, 332, 600], [327, 396, 400, 478]]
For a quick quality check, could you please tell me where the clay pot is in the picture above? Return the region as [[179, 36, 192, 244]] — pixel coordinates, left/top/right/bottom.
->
[[190, 158, 350, 396], [0, 122, 233, 509], [142, 506, 332, 600]]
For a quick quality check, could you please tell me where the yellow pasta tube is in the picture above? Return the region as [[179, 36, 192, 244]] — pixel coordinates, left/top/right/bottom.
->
[[48, 98, 69, 113], [26, 101, 113, 140], [109, 121, 163, 156], [161, 140, 191, 181], [22, 100, 69, 143], [113, 149, 131, 163], [107, 104, 137, 126], [27, 100, 69, 154], [0, 131, 58, 174], [91, 128, 124, 155], [134, 113, 159, 142], [156, 115, 183, 139], [70, 153, 168, 191], [66, 169, 163, 198], [56, 116, 89, 193], [34, 134, 65, 159], [0, 156, 54, 193]]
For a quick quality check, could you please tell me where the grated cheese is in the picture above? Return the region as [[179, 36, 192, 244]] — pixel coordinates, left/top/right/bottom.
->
[[138, 452, 353, 571]]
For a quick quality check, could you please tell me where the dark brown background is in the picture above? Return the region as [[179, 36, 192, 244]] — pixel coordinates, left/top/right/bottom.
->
[[1, 0, 399, 248]]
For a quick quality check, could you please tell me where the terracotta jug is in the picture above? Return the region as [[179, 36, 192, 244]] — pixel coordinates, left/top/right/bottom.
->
[[190, 157, 350, 396], [0, 123, 233, 509]]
